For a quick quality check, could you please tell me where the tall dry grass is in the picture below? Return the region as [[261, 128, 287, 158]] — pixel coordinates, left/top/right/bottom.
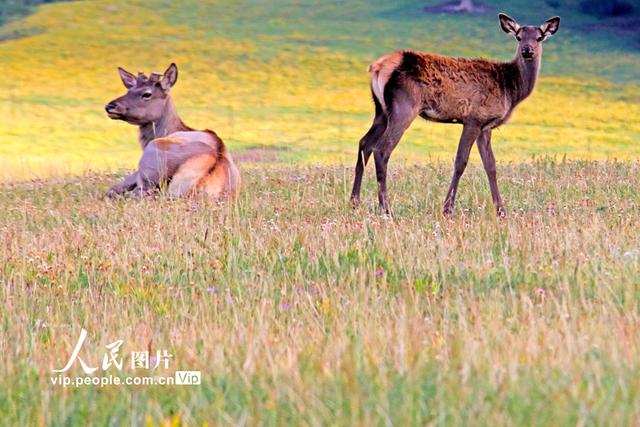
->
[[1, 161, 639, 425]]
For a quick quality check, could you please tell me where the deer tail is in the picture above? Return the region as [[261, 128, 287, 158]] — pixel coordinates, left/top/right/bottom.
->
[[368, 51, 403, 114]]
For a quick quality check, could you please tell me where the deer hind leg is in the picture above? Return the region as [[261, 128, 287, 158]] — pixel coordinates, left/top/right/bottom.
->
[[168, 154, 217, 197], [351, 92, 387, 206], [374, 93, 419, 214], [443, 124, 482, 216], [196, 157, 239, 199], [476, 130, 505, 217]]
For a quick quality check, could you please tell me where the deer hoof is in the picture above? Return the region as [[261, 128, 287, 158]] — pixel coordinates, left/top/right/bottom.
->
[[350, 196, 361, 209], [377, 203, 391, 216], [496, 206, 507, 218], [104, 188, 121, 199], [131, 188, 150, 200]]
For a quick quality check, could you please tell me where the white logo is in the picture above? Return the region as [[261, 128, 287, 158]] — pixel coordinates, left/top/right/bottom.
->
[[51, 328, 198, 387]]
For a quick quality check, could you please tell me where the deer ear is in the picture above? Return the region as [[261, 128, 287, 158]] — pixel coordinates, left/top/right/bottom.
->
[[540, 16, 560, 38], [118, 67, 137, 89], [160, 63, 178, 91], [499, 13, 520, 36]]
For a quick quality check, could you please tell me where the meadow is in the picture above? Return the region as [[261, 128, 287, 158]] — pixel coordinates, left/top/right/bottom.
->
[[0, 0, 638, 180], [1, 0, 640, 425], [2, 162, 640, 425]]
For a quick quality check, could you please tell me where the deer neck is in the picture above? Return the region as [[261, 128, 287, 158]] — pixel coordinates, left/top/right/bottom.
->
[[138, 98, 190, 149], [508, 51, 541, 106]]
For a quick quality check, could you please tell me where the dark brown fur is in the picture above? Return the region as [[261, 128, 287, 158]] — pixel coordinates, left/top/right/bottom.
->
[[351, 14, 560, 216]]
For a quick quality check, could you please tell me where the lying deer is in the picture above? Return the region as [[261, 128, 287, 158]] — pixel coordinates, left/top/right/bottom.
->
[[351, 13, 560, 216], [104, 63, 240, 199]]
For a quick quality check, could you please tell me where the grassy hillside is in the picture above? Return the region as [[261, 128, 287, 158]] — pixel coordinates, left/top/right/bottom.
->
[[2, 161, 640, 425], [0, 0, 638, 180], [2, 2, 640, 425]]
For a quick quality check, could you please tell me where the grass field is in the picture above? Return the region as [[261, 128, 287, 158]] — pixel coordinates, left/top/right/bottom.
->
[[2, 161, 640, 425], [0, 0, 638, 180], [1, 0, 640, 425]]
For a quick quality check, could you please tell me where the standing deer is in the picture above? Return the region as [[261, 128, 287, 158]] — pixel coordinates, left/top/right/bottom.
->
[[351, 13, 560, 216], [104, 63, 240, 199]]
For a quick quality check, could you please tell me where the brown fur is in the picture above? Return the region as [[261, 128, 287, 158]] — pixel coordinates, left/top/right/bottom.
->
[[169, 154, 218, 197], [170, 130, 241, 199], [351, 14, 560, 216], [374, 51, 524, 128], [196, 156, 240, 198], [153, 137, 184, 150]]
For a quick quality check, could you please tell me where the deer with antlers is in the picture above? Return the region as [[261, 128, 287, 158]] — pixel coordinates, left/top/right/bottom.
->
[[104, 63, 240, 199], [351, 13, 560, 216]]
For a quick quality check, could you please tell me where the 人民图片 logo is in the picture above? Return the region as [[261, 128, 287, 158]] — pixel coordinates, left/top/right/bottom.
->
[[50, 328, 200, 387]]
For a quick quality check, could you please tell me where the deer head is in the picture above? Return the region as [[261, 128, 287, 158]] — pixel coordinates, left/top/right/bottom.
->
[[105, 63, 178, 125], [499, 14, 560, 62]]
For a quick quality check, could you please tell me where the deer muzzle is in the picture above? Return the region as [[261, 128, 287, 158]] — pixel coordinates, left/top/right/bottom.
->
[[105, 102, 125, 119], [521, 46, 535, 60]]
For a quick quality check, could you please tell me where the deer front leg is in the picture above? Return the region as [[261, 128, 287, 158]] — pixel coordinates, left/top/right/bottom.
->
[[132, 166, 162, 198], [130, 150, 167, 198], [476, 129, 505, 217], [105, 171, 139, 198], [443, 125, 481, 216], [131, 142, 180, 198]]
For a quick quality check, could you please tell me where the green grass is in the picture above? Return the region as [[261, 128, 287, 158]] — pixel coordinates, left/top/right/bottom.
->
[[0, 0, 638, 180], [2, 1, 640, 425], [2, 161, 640, 425]]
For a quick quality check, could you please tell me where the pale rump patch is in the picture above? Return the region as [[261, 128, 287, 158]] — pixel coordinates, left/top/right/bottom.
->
[[368, 51, 403, 112], [197, 156, 241, 199], [168, 146, 241, 199], [168, 154, 217, 197]]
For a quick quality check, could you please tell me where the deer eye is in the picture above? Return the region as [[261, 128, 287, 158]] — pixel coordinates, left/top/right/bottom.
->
[[141, 92, 152, 99], [537, 36, 544, 42], [515, 35, 522, 41]]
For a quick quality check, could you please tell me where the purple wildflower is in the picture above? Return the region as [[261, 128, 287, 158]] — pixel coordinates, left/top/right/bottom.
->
[[298, 284, 319, 295]]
